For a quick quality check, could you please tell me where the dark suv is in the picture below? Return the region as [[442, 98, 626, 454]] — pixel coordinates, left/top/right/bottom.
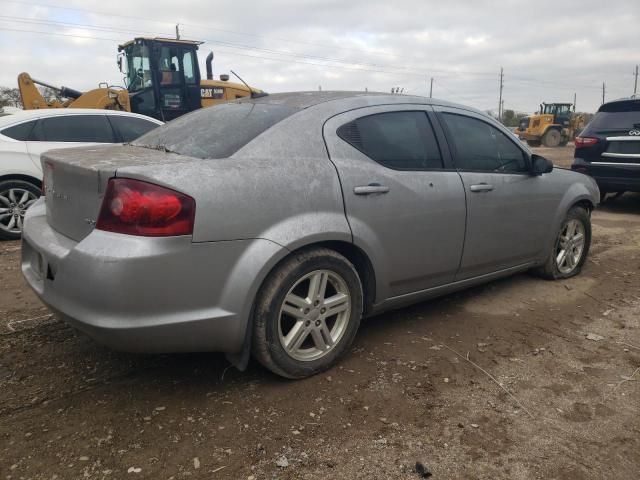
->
[[572, 97, 640, 200]]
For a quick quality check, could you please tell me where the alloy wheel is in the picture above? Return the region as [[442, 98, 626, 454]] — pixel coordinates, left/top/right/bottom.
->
[[0, 188, 38, 235], [277, 269, 351, 362], [555, 219, 586, 274]]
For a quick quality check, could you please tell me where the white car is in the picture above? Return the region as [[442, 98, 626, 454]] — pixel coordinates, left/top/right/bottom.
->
[[0, 109, 162, 239]]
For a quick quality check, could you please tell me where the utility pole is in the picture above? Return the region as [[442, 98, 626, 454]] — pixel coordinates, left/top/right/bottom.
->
[[602, 82, 606, 104], [429, 77, 433, 98], [573, 92, 576, 112], [498, 67, 504, 122], [175, 24, 180, 40], [634, 65, 638, 96]]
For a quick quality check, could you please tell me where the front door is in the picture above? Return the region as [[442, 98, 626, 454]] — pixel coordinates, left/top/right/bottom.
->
[[323, 105, 467, 301], [435, 107, 560, 280]]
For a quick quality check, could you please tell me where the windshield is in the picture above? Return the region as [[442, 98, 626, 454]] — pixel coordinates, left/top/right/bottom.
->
[[132, 101, 298, 158], [125, 44, 152, 93], [543, 104, 571, 115]]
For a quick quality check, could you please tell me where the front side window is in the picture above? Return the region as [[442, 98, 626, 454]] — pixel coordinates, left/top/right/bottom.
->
[[1, 120, 37, 141], [337, 111, 443, 170], [442, 113, 527, 173], [125, 44, 152, 93], [31, 115, 115, 143]]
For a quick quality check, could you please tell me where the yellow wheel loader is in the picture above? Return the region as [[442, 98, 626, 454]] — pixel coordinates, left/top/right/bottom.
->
[[19, 37, 264, 121], [516, 102, 584, 148]]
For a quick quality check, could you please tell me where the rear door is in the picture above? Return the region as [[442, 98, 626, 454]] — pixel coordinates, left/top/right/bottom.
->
[[25, 114, 115, 166], [435, 107, 557, 279], [323, 105, 466, 300]]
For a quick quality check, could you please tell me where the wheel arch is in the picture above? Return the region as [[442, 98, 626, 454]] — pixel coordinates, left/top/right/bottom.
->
[[228, 238, 377, 371], [0, 173, 42, 189], [571, 198, 595, 213]]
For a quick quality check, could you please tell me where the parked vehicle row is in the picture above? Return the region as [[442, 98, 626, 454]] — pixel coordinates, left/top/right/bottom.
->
[[21, 92, 599, 378], [0, 109, 162, 239]]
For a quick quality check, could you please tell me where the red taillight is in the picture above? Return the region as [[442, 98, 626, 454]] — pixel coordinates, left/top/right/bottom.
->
[[575, 137, 598, 148], [96, 178, 195, 237]]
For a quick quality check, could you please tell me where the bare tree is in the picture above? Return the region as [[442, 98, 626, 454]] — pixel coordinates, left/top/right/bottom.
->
[[0, 87, 22, 108]]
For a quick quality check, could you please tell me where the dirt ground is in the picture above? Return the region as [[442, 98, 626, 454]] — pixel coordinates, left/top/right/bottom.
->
[[1, 145, 639, 479]]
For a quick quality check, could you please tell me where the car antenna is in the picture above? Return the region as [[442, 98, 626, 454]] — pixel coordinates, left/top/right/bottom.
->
[[230, 70, 268, 98]]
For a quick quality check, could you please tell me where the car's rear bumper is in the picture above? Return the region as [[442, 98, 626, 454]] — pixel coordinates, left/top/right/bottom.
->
[[21, 199, 284, 354], [571, 158, 640, 192]]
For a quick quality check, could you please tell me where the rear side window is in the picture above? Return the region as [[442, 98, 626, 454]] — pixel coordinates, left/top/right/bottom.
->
[[133, 102, 298, 159], [1, 120, 37, 141], [108, 116, 159, 142], [337, 111, 443, 170], [442, 113, 527, 173], [31, 115, 115, 143]]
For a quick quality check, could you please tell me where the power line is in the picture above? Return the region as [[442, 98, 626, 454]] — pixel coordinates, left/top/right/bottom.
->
[[0, 26, 482, 81], [0, 5, 629, 100], [1, 5, 621, 94], [0, 15, 500, 79], [3, 0, 493, 70]]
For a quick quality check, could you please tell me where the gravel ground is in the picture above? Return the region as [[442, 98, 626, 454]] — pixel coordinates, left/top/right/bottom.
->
[[1, 146, 639, 479]]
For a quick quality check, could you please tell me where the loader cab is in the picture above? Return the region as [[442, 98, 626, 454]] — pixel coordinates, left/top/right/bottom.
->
[[542, 103, 573, 127], [119, 38, 202, 121]]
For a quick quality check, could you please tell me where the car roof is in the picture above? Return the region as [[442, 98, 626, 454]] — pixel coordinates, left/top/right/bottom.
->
[[238, 90, 479, 114], [0, 109, 162, 128]]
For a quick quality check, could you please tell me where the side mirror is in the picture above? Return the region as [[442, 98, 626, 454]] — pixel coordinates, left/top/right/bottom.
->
[[531, 154, 553, 175], [117, 53, 126, 74]]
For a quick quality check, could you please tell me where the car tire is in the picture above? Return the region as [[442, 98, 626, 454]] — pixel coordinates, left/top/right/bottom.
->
[[542, 129, 562, 147], [0, 179, 41, 241], [533, 206, 591, 280], [252, 248, 363, 379]]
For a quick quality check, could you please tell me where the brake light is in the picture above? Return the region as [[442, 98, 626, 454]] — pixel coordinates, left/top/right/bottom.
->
[[575, 137, 598, 148], [96, 178, 195, 236]]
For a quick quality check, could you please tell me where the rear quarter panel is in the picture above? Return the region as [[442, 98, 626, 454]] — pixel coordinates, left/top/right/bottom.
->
[[0, 137, 41, 180], [116, 151, 351, 247]]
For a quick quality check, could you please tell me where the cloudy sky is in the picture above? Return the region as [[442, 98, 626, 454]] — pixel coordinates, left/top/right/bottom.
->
[[1, 0, 638, 113]]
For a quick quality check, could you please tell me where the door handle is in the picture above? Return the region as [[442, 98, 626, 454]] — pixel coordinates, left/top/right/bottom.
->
[[469, 183, 494, 192], [353, 184, 390, 195]]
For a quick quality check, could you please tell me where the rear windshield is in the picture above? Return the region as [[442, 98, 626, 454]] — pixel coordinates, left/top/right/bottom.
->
[[588, 111, 640, 130], [132, 102, 298, 158]]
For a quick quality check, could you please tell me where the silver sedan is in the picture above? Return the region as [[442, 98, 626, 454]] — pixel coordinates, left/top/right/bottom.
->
[[21, 92, 599, 378]]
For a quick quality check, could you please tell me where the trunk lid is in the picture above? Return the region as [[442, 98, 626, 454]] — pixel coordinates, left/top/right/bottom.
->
[[42, 145, 191, 241]]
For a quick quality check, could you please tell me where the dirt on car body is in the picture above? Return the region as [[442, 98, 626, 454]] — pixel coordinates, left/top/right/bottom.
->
[[1, 146, 639, 479]]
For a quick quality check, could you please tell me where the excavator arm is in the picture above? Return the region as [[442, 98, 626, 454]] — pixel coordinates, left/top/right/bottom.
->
[[18, 72, 131, 112]]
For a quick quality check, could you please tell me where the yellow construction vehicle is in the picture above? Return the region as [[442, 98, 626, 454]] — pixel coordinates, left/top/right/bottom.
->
[[516, 102, 585, 147], [19, 37, 264, 121]]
